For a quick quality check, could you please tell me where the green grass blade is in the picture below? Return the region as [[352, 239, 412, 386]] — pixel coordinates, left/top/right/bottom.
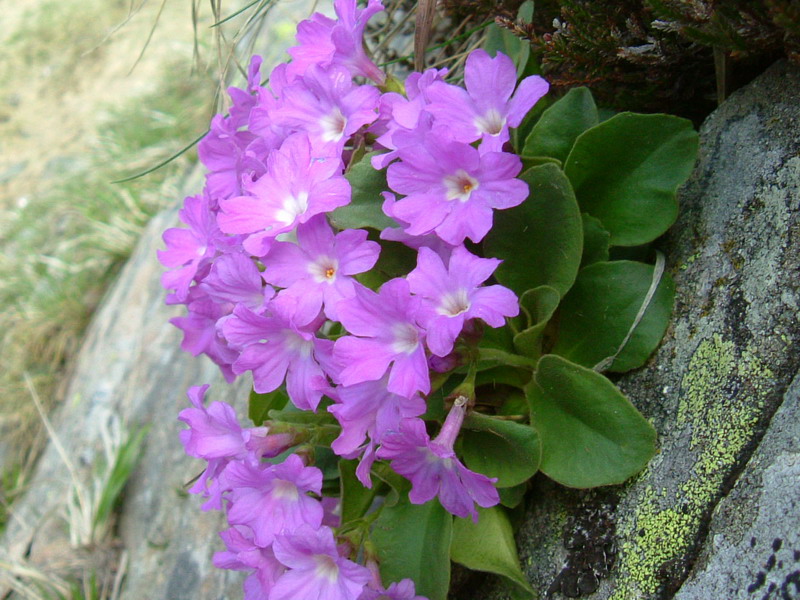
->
[[91, 425, 150, 536], [110, 129, 208, 183], [210, 0, 268, 28]]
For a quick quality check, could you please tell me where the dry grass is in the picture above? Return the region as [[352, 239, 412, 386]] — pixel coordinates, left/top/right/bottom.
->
[[0, 0, 215, 505]]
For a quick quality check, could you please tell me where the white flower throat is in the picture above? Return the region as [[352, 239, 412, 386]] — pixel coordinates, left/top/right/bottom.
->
[[438, 289, 470, 317], [443, 169, 480, 202], [391, 322, 420, 354], [308, 256, 339, 284], [474, 108, 506, 136], [276, 190, 309, 225], [319, 107, 347, 142]]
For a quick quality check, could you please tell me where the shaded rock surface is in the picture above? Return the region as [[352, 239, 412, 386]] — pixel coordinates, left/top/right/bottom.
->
[[458, 60, 800, 600]]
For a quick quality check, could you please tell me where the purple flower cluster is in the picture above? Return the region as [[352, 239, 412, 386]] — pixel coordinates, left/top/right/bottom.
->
[[164, 1, 548, 597], [179, 385, 395, 600]]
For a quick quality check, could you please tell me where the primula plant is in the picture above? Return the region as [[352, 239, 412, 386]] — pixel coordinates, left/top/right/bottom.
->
[[160, 1, 699, 598]]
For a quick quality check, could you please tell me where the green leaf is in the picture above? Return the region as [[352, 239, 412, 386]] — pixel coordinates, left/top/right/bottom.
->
[[315, 446, 342, 485], [475, 365, 532, 390], [356, 237, 418, 290], [477, 347, 537, 370], [494, 388, 530, 417], [339, 460, 379, 525], [552, 260, 675, 372], [517, 0, 534, 23], [485, 163, 583, 297], [580, 213, 611, 267], [480, 319, 517, 352], [522, 87, 598, 163], [371, 498, 452, 600], [267, 406, 336, 426], [329, 153, 396, 230], [451, 506, 534, 596], [513, 286, 560, 359], [249, 387, 289, 426], [373, 462, 412, 507], [564, 113, 699, 246], [527, 354, 656, 488], [521, 155, 563, 171], [484, 23, 528, 76], [498, 482, 527, 508], [461, 412, 541, 487]]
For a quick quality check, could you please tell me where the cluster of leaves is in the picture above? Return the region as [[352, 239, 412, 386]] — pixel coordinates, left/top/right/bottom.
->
[[444, 0, 799, 121], [249, 77, 698, 598]]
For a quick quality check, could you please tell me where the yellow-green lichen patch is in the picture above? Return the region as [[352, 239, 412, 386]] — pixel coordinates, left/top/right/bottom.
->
[[678, 252, 700, 271], [609, 335, 773, 599]]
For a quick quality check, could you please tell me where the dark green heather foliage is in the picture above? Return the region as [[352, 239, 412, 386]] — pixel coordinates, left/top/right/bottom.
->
[[443, 0, 799, 120]]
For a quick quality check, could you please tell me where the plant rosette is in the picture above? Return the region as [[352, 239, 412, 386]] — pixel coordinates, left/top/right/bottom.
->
[[160, 1, 699, 598]]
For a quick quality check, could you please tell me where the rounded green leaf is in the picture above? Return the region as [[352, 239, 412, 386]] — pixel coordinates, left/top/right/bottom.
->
[[329, 153, 396, 230], [564, 112, 698, 246], [513, 285, 560, 359], [498, 482, 527, 508], [528, 354, 656, 488], [552, 260, 675, 372], [461, 412, 541, 488], [371, 498, 452, 600], [451, 506, 534, 597], [484, 163, 583, 297], [522, 87, 599, 164], [580, 213, 610, 267]]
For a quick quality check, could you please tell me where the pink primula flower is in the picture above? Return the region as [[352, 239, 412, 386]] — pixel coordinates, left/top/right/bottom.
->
[[159, 192, 227, 303], [327, 376, 426, 487], [334, 279, 430, 399], [217, 133, 350, 257], [377, 401, 499, 521], [178, 384, 294, 510], [369, 67, 448, 170], [263, 215, 380, 323], [222, 454, 324, 547], [425, 49, 549, 152], [270, 524, 371, 600], [222, 299, 333, 411], [271, 65, 380, 155], [178, 384, 249, 461], [198, 252, 275, 314], [287, 0, 386, 84], [169, 288, 239, 383], [214, 526, 286, 600], [406, 245, 519, 356], [384, 132, 528, 245], [198, 114, 265, 201]]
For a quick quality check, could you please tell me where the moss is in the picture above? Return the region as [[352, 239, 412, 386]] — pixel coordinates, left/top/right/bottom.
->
[[720, 239, 737, 254], [609, 334, 773, 599]]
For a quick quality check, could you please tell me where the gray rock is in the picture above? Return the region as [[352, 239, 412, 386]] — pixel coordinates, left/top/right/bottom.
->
[[673, 374, 800, 600], [457, 60, 800, 600]]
